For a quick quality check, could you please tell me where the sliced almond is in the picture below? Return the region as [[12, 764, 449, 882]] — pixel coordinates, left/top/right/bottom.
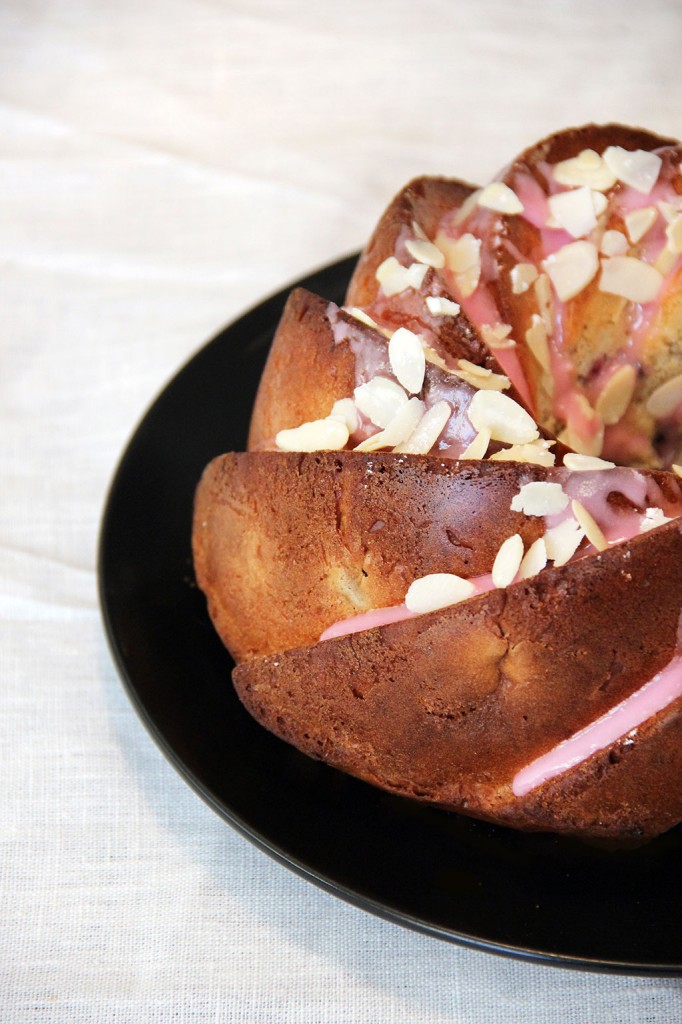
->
[[488, 443, 555, 467], [354, 376, 408, 428], [673, 464, 682, 478], [481, 323, 515, 349], [344, 306, 380, 330], [665, 214, 682, 254], [389, 327, 426, 394], [353, 397, 425, 452], [599, 256, 663, 303], [645, 373, 682, 419], [571, 499, 608, 551], [422, 345, 451, 373], [640, 507, 673, 532], [510, 481, 569, 516], [655, 245, 678, 276], [436, 231, 480, 274], [600, 230, 629, 257], [510, 262, 539, 294], [405, 238, 446, 268], [563, 452, 616, 471], [557, 422, 605, 459], [468, 390, 539, 445], [624, 207, 657, 244], [455, 359, 510, 392], [547, 186, 602, 238], [534, 273, 554, 334], [657, 200, 679, 224], [543, 241, 599, 301], [602, 146, 662, 195], [477, 182, 524, 215], [394, 400, 451, 454], [329, 397, 359, 434], [552, 149, 617, 191], [459, 428, 491, 460], [518, 537, 548, 580], [425, 296, 460, 317], [593, 364, 637, 426], [544, 519, 585, 566], [492, 533, 524, 588], [276, 417, 349, 452], [525, 315, 551, 373], [375, 256, 428, 297], [405, 573, 476, 614], [411, 220, 429, 241]]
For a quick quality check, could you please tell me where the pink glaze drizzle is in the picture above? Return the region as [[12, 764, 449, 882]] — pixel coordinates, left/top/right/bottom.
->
[[319, 574, 495, 642], [512, 651, 682, 797]]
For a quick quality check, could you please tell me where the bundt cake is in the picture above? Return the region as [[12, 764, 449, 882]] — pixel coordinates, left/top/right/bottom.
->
[[193, 124, 682, 841]]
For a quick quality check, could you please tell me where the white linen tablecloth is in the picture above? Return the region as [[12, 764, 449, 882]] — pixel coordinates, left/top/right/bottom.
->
[[2, 1, 682, 1019]]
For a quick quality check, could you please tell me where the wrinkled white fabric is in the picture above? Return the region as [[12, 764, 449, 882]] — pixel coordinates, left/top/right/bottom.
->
[[2, 1, 682, 1020]]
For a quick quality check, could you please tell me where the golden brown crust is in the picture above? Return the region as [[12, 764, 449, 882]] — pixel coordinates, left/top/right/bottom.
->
[[193, 452, 554, 660], [233, 521, 682, 840], [248, 289, 357, 449]]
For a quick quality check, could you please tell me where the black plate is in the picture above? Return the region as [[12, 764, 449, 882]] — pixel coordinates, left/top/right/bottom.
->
[[99, 254, 682, 974]]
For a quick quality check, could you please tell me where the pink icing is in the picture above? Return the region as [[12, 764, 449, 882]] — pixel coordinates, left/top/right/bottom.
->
[[319, 573, 495, 642], [512, 650, 682, 797]]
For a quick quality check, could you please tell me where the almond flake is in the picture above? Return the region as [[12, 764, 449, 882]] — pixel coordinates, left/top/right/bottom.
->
[[571, 499, 608, 551], [563, 452, 616, 471], [547, 186, 602, 238], [552, 150, 617, 191], [353, 397, 425, 452], [425, 296, 460, 317], [329, 397, 359, 434], [543, 241, 599, 301], [511, 481, 569, 516], [544, 519, 585, 566], [422, 345, 451, 373], [389, 327, 426, 394], [557, 421, 605, 459], [673, 464, 682, 478], [510, 262, 539, 294], [657, 200, 679, 224], [534, 273, 554, 333], [394, 400, 451, 454], [375, 256, 428, 297], [405, 573, 476, 614], [518, 537, 548, 580], [665, 214, 682, 254], [354, 376, 408, 428], [436, 232, 482, 297], [624, 207, 657, 244], [655, 245, 678, 275], [276, 417, 349, 452], [468, 390, 539, 444], [344, 306, 380, 330], [593, 364, 637, 426], [603, 146, 662, 195], [599, 256, 663, 303], [488, 443, 555, 467], [411, 220, 429, 241], [645, 373, 682, 419], [454, 358, 511, 393], [477, 182, 524, 215], [492, 533, 524, 588], [525, 315, 551, 373], [600, 230, 629, 257], [640, 507, 672, 532], [405, 238, 446, 268], [459, 428, 491, 460], [481, 323, 515, 349]]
